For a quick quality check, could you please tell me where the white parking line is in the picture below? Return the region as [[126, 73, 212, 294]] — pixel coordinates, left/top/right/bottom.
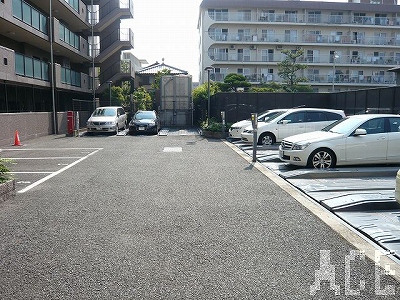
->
[[7, 157, 82, 160], [12, 172, 53, 174], [17, 148, 102, 194]]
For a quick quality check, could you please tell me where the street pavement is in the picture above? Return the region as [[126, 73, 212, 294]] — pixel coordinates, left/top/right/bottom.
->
[[0, 132, 399, 299]]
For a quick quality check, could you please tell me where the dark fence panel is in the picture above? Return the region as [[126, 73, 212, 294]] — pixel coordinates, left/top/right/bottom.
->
[[208, 86, 400, 124]]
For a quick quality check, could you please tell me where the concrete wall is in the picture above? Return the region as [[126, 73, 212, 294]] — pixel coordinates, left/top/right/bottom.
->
[[0, 111, 90, 146]]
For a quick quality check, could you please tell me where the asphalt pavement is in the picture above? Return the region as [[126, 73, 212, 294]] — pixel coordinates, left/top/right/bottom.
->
[[0, 131, 399, 299]]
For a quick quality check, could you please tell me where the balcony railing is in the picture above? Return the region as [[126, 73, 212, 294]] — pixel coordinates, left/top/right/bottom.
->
[[100, 0, 133, 19], [209, 52, 400, 66], [12, 0, 48, 35], [61, 67, 82, 87], [209, 11, 400, 27], [211, 72, 395, 85], [208, 32, 400, 47], [99, 60, 132, 83], [15, 53, 49, 81], [100, 28, 133, 52]]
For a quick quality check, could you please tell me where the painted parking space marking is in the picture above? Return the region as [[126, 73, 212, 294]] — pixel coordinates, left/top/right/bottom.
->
[[163, 147, 183, 152], [18, 148, 102, 194], [1, 147, 103, 194], [6, 157, 82, 160]]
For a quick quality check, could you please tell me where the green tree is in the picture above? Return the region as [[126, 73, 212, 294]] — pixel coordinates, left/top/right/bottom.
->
[[277, 48, 312, 92], [132, 86, 152, 110], [151, 69, 172, 91], [217, 73, 251, 92], [192, 81, 220, 105]]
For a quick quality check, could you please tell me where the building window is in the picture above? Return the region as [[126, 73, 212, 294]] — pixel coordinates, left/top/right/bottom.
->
[[3, 58, 7, 65], [208, 9, 228, 21], [308, 11, 321, 23]]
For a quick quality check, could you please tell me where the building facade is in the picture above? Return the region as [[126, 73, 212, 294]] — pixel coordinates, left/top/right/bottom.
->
[[0, 0, 134, 113], [198, 0, 400, 92]]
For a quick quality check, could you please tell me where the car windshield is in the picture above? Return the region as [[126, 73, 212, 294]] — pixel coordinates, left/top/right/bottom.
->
[[92, 108, 116, 117], [321, 117, 362, 134], [135, 111, 156, 120]]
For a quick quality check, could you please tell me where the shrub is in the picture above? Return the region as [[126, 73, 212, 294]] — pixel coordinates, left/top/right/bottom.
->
[[200, 118, 232, 132], [0, 158, 12, 183]]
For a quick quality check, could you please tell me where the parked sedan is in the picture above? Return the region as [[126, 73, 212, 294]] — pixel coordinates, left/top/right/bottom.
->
[[228, 109, 286, 139], [86, 106, 127, 134], [279, 114, 400, 168], [129, 110, 160, 135]]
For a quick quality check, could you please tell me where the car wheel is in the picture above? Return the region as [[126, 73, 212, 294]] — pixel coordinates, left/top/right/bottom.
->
[[307, 148, 336, 169], [258, 133, 275, 146]]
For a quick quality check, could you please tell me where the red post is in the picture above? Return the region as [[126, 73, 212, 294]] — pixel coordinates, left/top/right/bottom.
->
[[67, 111, 75, 136]]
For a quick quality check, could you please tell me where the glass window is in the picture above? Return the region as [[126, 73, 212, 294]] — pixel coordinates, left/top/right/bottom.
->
[[325, 112, 343, 121], [283, 112, 306, 123], [15, 54, 24, 75], [32, 8, 39, 30], [24, 56, 33, 78], [42, 62, 49, 81], [359, 117, 385, 134], [70, 31, 75, 47], [33, 58, 41, 79], [40, 14, 48, 34], [12, 0, 22, 19], [22, 2, 31, 25], [65, 69, 71, 84], [388, 117, 400, 132], [306, 111, 326, 122], [59, 24, 65, 41]]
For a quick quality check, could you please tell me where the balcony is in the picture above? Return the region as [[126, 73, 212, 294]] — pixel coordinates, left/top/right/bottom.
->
[[208, 11, 400, 28], [95, 28, 133, 63], [97, 60, 134, 93], [94, 0, 133, 32], [208, 51, 400, 66], [208, 32, 400, 47]]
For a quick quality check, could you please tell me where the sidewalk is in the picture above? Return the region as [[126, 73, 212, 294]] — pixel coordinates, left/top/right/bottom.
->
[[0, 133, 398, 299]]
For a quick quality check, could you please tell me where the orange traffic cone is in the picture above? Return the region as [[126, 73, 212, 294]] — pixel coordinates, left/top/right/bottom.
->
[[13, 130, 22, 146]]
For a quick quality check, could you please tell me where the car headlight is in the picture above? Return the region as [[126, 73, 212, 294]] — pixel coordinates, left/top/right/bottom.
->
[[243, 129, 253, 134], [104, 121, 116, 125], [148, 122, 155, 126], [292, 142, 310, 150], [87, 121, 94, 126]]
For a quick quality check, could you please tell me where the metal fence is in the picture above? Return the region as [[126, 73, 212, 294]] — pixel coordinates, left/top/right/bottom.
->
[[202, 86, 400, 124]]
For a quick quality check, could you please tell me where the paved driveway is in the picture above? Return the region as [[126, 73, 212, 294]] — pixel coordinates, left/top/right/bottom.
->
[[0, 133, 399, 299]]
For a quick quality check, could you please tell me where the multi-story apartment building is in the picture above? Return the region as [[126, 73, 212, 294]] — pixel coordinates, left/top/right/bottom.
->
[[198, 0, 400, 92], [0, 0, 134, 113]]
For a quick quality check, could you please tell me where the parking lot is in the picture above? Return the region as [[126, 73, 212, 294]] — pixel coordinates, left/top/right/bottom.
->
[[229, 138, 400, 262], [0, 130, 399, 297]]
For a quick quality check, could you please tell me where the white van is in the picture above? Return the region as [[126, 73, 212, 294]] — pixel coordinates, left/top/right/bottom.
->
[[86, 106, 127, 134], [241, 108, 345, 145], [228, 109, 286, 139]]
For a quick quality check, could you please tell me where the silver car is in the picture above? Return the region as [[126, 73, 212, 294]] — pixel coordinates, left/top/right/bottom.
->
[[86, 106, 127, 134]]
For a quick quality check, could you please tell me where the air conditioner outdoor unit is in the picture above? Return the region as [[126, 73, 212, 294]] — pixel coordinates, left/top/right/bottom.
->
[[250, 45, 257, 50], [230, 45, 235, 49], [276, 45, 283, 50]]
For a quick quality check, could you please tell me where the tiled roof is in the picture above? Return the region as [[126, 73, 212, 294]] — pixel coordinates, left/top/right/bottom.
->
[[137, 61, 188, 75]]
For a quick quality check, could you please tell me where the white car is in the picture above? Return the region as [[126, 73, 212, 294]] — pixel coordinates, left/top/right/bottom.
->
[[86, 106, 127, 134], [279, 114, 400, 168], [241, 108, 345, 145], [228, 109, 286, 139]]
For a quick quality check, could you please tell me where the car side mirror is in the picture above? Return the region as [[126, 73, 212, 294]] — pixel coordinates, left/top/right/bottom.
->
[[353, 128, 367, 136], [281, 120, 289, 125]]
